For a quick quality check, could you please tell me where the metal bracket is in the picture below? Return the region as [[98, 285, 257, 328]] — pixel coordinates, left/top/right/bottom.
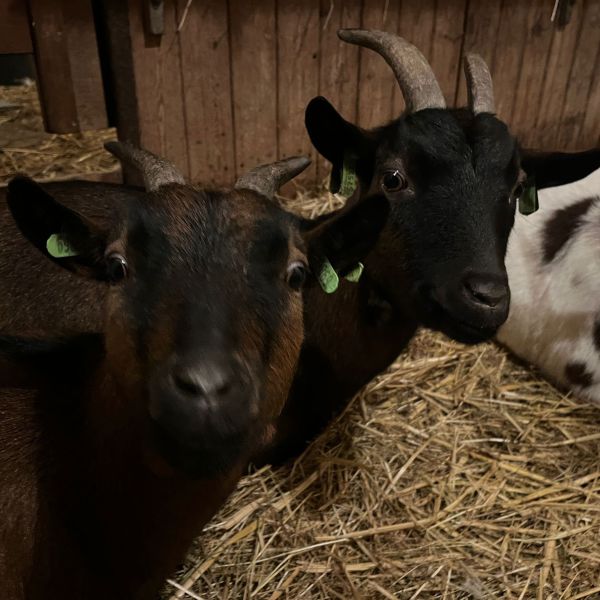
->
[[145, 0, 164, 36]]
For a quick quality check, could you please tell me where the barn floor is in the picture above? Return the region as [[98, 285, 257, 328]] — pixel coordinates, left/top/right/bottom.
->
[[3, 84, 600, 600]]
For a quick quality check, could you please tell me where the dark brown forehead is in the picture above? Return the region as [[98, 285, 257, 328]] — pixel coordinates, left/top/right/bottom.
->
[[122, 185, 298, 274]]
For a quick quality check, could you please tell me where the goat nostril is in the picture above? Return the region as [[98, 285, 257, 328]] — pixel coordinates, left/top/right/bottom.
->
[[172, 370, 202, 397], [215, 381, 231, 398], [463, 277, 507, 308], [171, 365, 234, 399]]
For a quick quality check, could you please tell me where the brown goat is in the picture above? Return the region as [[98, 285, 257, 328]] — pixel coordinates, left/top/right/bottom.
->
[[0, 143, 388, 599]]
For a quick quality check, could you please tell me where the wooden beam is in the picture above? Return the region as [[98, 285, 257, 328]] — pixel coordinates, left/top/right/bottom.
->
[[0, 1, 33, 54], [27, 0, 108, 133]]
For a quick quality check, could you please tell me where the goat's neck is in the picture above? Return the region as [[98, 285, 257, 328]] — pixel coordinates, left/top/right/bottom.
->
[[66, 363, 242, 597]]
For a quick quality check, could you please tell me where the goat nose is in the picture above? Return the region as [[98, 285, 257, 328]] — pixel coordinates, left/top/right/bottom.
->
[[462, 274, 508, 308], [171, 363, 232, 401]]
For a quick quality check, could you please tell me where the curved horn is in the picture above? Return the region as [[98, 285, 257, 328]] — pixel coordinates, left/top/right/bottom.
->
[[338, 29, 445, 113], [104, 141, 185, 191], [235, 156, 311, 198], [463, 53, 495, 114]]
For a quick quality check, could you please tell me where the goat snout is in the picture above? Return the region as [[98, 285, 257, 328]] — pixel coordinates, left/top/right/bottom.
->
[[149, 358, 254, 447], [171, 362, 233, 404], [461, 272, 509, 310]]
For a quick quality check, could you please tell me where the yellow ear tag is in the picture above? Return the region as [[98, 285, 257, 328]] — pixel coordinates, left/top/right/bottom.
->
[[318, 258, 339, 294], [46, 234, 79, 258], [344, 262, 364, 283]]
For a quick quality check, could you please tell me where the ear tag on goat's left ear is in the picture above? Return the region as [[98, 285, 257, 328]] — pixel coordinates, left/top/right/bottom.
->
[[318, 258, 339, 294], [344, 262, 364, 283], [337, 152, 358, 199], [46, 234, 79, 258], [518, 177, 539, 216]]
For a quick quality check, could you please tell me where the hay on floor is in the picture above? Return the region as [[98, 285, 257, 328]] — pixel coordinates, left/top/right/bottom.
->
[[0, 82, 117, 184], [167, 328, 600, 600]]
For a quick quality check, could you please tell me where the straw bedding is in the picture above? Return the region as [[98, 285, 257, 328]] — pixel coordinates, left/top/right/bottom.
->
[[0, 82, 117, 184], [3, 84, 600, 600]]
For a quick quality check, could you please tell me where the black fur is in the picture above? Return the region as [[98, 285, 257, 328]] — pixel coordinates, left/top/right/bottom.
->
[[542, 197, 595, 263]]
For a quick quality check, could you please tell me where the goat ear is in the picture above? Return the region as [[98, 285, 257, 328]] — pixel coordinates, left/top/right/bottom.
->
[[304, 196, 389, 278], [7, 176, 110, 280], [520, 148, 600, 190], [305, 96, 376, 193]]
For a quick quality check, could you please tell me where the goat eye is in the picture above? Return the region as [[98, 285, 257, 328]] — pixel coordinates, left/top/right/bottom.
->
[[106, 253, 128, 283], [286, 261, 307, 291], [382, 170, 407, 193]]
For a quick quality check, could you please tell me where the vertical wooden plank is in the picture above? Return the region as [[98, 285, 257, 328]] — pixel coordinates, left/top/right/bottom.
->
[[556, 0, 600, 150], [394, 0, 436, 114], [277, 0, 320, 184], [455, 0, 503, 107], [27, 0, 78, 132], [0, 0, 33, 54], [580, 47, 600, 149], [534, 0, 584, 148], [357, 0, 400, 129], [317, 0, 362, 182], [429, 0, 468, 108], [27, 0, 107, 132], [510, 0, 555, 144], [487, 0, 531, 122], [62, 0, 109, 130], [229, 0, 277, 177], [94, 0, 140, 184], [127, 0, 189, 178], [175, 0, 235, 185], [395, 0, 467, 112]]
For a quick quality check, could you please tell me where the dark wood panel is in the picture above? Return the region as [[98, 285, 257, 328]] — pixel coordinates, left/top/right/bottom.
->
[[229, 0, 277, 177], [27, 0, 107, 133], [357, 0, 400, 129], [510, 0, 556, 145], [489, 0, 530, 121], [535, 0, 584, 148], [102, 0, 599, 186], [176, 0, 235, 185], [456, 0, 503, 107], [277, 0, 320, 184], [556, 0, 600, 150], [429, 0, 468, 108], [0, 0, 33, 54], [127, 0, 190, 178], [394, 0, 466, 111], [580, 43, 600, 149], [317, 0, 361, 182]]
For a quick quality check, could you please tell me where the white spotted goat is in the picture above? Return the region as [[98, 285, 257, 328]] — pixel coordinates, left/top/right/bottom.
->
[[497, 166, 600, 404]]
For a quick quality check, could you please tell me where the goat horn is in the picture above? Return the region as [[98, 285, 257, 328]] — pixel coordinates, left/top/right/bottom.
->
[[104, 141, 185, 191], [338, 29, 445, 113], [463, 53, 495, 115], [235, 156, 311, 198]]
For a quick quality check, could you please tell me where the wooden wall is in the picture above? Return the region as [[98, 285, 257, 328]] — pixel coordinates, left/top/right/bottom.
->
[[108, 0, 600, 185]]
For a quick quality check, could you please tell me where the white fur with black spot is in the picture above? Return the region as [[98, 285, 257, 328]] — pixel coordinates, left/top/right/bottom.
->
[[497, 167, 600, 405]]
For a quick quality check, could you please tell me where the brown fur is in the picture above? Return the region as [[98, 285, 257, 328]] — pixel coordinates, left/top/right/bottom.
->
[[0, 171, 386, 596]]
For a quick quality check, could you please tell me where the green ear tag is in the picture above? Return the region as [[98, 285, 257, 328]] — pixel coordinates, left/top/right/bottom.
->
[[344, 262, 364, 283], [518, 177, 539, 216], [337, 152, 358, 198], [318, 258, 339, 294], [46, 234, 79, 258]]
